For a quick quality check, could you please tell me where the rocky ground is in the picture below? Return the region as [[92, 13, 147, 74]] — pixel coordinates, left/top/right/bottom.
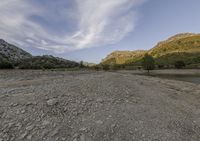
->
[[0, 70, 200, 141]]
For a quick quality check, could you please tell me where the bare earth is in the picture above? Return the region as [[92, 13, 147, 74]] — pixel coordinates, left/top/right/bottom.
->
[[0, 70, 200, 141]]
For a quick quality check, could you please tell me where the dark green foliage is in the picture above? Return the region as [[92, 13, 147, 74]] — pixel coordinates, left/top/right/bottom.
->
[[109, 64, 121, 70], [79, 61, 84, 68], [93, 65, 101, 71], [18, 55, 79, 69], [102, 64, 110, 71], [142, 54, 155, 72], [158, 64, 164, 69], [0, 60, 14, 69], [175, 61, 186, 69]]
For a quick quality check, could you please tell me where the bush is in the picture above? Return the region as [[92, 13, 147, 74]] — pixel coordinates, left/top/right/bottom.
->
[[0, 60, 14, 69], [93, 65, 101, 71], [102, 64, 110, 71], [175, 61, 186, 69], [79, 61, 84, 68], [142, 54, 155, 73], [17, 56, 79, 69], [110, 64, 121, 70]]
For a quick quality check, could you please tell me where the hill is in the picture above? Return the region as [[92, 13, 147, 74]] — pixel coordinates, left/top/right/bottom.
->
[[101, 33, 200, 68], [0, 39, 79, 69], [0, 39, 32, 64], [18, 55, 79, 69], [102, 50, 147, 65], [0, 39, 32, 68]]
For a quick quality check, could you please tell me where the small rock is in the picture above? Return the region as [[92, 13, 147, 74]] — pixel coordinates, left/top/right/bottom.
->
[[96, 120, 103, 124], [27, 135, 32, 140], [21, 110, 26, 114], [0, 109, 4, 116], [26, 102, 33, 106], [80, 134, 92, 141], [26, 125, 34, 131], [51, 128, 60, 137], [20, 131, 28, 139], [10, 103, 18, 107], [61, 137, 66, 141], [16, 123, 22, 129], [42, 120, 51, 126], [47, 98, 58, 106], [97, 98, 103, 103], [80, 134, 86, 141], [80, 127, 87, 132]]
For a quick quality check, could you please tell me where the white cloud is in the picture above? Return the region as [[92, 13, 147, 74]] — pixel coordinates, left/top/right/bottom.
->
[[0, 0, 146, 52]]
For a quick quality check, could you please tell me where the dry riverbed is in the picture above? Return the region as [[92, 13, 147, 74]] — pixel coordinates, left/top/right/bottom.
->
[[0, 70, 200, 141]]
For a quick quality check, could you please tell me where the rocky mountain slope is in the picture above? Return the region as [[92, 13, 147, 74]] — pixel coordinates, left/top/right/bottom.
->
[[0, 39, 79, 69], [0, 39, 32, 64], [101, 33, 200, 67]]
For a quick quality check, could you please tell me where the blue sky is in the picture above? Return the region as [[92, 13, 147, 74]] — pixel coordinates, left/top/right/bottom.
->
[[0, 0, 200, 63]]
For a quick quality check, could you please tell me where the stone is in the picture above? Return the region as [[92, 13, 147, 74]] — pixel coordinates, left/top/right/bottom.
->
[[20, 131, 28, 139], [27, 135, 32, 140], [47, 98, 58, 106], [42, 120, 51, 126], [80, 127, 87, 132], [96, 120, 103, 124], [26, 125, 34, 131], [21, 110, 26, 114], [97, 98, 103, 103]]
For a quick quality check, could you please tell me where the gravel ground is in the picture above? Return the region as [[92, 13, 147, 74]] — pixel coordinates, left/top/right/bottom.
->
[[0, 70, 200, 141]]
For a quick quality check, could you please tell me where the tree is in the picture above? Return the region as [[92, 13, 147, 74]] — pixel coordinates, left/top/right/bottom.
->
[[102, 64, 110, 71], [175, 61, 185, 69], [142, 54, 155, 73], [79, 61, 84, 68], [0, 60, 14, 69]]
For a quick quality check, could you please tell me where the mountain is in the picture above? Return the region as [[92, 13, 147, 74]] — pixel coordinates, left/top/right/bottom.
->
[[0, 39, 79, 69], [102, 50, 147, 65], [18, 55, 79, 69], [101, 33, 200, 68], [148, 33, 200, 66], [0, 39, 32, 64]]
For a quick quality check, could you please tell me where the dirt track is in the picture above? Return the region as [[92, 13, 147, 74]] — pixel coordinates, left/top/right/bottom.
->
[[0, 70, 200, 141]]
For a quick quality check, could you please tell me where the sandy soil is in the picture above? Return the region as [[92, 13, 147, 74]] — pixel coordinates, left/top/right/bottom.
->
[[0, 70, 200, 141]]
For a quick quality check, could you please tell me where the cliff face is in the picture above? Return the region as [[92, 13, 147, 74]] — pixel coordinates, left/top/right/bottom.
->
[[0, 39, 80, 69], [0, 39, 32, 64]]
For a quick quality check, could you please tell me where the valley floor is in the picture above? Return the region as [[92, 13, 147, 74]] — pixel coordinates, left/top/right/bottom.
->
[[0, 70, 200, 141]]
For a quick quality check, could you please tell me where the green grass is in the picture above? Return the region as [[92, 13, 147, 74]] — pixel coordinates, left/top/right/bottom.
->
[[101, 33, 200, 69]]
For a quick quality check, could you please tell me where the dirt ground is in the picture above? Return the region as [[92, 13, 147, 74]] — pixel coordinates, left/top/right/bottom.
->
[[0, 70, 200, 141]]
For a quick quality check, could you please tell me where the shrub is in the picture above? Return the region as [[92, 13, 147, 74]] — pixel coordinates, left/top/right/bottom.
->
[[0, 60, 14, 69], [175, 61, 186, 69], [142, 54, 155, 73], [102, 64, 110, 71]]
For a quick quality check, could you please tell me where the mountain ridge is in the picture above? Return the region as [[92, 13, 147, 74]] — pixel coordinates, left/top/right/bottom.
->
[[0, 39, 79, 69], [0, 39, 32, 64], [101, 33, 200, 68]]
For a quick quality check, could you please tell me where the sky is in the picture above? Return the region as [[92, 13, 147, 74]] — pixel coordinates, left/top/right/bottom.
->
[[0, 0, 200, 63]]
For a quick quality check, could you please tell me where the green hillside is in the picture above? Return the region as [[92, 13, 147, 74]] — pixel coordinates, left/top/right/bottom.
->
[[102, 50, 147, 65], [101, 33, 200, 68]]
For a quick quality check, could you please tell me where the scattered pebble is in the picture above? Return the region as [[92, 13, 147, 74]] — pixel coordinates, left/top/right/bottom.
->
[[47, 98, 58, 106]]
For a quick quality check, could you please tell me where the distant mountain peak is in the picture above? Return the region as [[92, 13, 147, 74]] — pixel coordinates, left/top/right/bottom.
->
[[0, 39, 32, 64]]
